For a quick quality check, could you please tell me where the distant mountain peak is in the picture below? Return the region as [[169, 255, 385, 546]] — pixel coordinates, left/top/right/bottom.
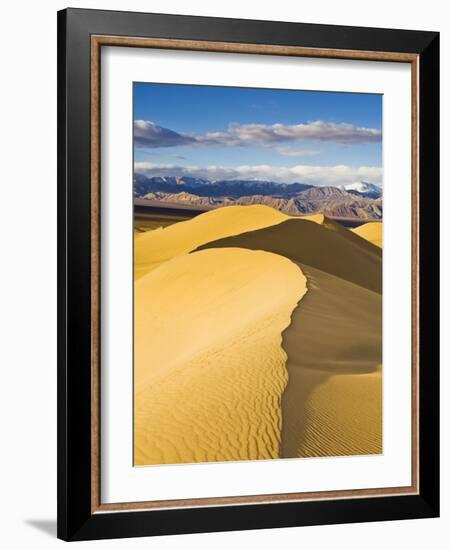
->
[[339, 182, 382, 198]]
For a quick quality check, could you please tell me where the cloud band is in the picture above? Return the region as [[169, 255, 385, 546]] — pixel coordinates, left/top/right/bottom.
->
[[134, 120, 382, 149], [134, 161, 382, 187]]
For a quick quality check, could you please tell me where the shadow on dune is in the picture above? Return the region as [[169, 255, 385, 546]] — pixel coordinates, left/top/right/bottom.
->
[[199, 218, 381, 293], [280, 264, 382, 457], [197, 217, 382, 457]]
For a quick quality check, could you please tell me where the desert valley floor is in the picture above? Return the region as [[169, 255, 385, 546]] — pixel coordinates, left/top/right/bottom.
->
[[133, 205, 383, 466]]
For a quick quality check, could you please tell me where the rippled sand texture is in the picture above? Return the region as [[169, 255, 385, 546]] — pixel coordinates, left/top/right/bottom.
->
[[134, 247, 307, 465], [199, 215, 382, 458]]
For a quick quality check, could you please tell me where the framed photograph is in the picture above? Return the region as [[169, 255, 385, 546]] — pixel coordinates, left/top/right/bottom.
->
[[57, 8, 439, 541]]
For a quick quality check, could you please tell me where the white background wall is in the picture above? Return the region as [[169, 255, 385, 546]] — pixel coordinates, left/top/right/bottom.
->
[[0, 0, 448, 547]]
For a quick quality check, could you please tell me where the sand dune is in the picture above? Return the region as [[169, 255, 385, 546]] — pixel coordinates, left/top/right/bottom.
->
[[134, 205, 382, 463], [134, 247, 307, 465], [134, 204, 289, 279], [352, 221, 383, 248], [199, 216, 382, 293], [281, 266, 382, 457], [199, 216, 382, 457]]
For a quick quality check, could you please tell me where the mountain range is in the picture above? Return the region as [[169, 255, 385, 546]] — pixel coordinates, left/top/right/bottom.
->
[[134, 174, 383, 220]]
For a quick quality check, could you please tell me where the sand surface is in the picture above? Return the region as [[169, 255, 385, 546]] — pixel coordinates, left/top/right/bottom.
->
[[134, 247, 307, 465], [199, 216, 382, 293], [134, 205, 382, 463], [281, 266, 382, 457], [199, 215, 382, 457], [134, 204, 289, 279], [352, 222, 383, 248]]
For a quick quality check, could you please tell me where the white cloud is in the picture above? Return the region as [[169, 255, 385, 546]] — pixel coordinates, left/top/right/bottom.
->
[[274, 147, 320, 157], [202, 121, 381, 146], [134, 162, 382, 187], [134, 119, 382, 149], [134, 120, 196, 148]]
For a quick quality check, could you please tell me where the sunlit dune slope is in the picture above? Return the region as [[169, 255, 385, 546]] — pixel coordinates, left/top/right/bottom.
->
[[134, 204, 289, 279], [198, 216, 382, 457], [134, 247, 307, 465], [352, 222, 383, 248]]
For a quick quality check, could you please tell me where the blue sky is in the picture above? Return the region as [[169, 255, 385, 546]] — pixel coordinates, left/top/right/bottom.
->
[[133, 83, 382, 187]]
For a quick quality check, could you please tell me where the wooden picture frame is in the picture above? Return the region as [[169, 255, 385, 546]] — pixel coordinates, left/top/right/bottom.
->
[[57, 8, 439, 541]]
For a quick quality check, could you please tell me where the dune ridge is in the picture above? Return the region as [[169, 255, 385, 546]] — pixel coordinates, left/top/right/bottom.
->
[[134, 205, 382, 463], [198, 216, 382, 293], [280, 265, 382, 457], [134, 204, 289, 279], [198, 215, 382, 457], [134, 247, 307, 465]]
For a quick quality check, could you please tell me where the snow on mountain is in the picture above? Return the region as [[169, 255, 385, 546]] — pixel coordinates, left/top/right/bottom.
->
[[134, 174, 383, 220], [339, 182, 382, 198]]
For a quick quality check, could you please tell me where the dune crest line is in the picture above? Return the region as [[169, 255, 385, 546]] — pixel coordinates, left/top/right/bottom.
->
[[134, 204, 290, 280], [198, 211, 382, 458], [134, 247, 307, 465]]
